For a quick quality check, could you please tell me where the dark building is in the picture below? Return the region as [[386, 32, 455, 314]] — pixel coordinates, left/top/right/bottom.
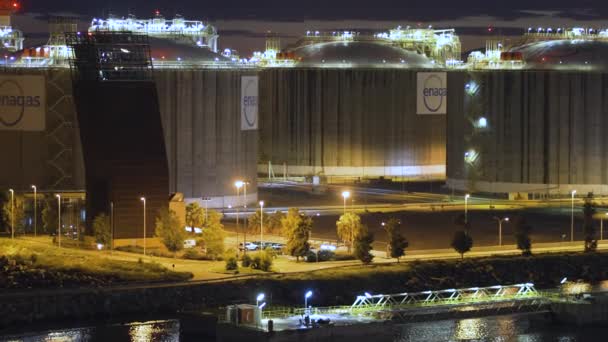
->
[[69, 32, 169, 238]]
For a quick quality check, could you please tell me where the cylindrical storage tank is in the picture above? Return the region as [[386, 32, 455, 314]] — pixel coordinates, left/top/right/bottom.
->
[[447, 70, 608, 196], [259, 67, 454, 181], [155, 69, 258, 207]]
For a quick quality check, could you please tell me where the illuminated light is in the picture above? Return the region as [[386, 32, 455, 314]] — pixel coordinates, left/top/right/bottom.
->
[[257, 293, 265, 301], [477, 117, 487, 128], [364, 292, 372, 298], [342, 191, 350, 199], [258, 302, 266, 309], [234, 180, 244, 189], [422, 290, 432, 294], [560, 277, 568, 284], [490, 285, 502, 289], [97, 243, 103, 250], [305, 291, 313, 299]]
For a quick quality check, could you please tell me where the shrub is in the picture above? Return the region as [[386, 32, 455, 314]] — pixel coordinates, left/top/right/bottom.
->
[[182, 249, 203, 260], [241, 253, 252, 267], [225, 256, 238, 271], [250, 251, 273, 271], [305, 250, 335, 262]]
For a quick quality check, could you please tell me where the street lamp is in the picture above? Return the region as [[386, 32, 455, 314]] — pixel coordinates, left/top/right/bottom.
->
[[140, 197, 146, 256], [8, 189, 14, 239], [342, 191, 350, 215], [256, 293, 265, 307], [571, 190, 576, 242], [235, 181, 243, 252], [464, 194, 470, 224], [55, 194, 61, 247], [259, 200, 264, 250], [304, 290, 313, 314], [601, 212, 608, 241], [110, 201, 114, 253], [493, 216, 509, 246], [31, 185, 37, 237], [202, 197, 211, 224]]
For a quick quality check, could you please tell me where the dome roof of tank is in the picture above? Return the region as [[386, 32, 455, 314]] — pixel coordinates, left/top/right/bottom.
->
[[512, 39, 608, 70], [148, 37, 230, 63], [292, 41, 436, 68]]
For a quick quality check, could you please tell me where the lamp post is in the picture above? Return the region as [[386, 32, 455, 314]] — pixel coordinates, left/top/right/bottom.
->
[[55, 194, 61, 247], [202, 197, 211, 224], [235, 181, 243, 252], [259, 201, 264, 250], [341, 191, 350, 215], [304, 290, 313, 314], [8, 189, 14, 239], [601, 213, 604, 241], [110, 201, 114, 253], [256, 293, 265, 307], [31, 185, 37, 237], [140, 197, 146, 256], [571, 190, 576, 242], [243, 181, 249, 250], [493, 216, 509, 246], [464, 194, 470, 224]]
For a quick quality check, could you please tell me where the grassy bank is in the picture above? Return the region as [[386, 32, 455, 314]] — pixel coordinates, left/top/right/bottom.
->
[[206, 252, 608, 307], [0, 239, 192, 289]]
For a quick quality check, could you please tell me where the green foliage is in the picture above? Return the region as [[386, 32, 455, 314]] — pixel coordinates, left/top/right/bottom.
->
[[268, 210, 286, 235], [0, 239, 192, 289], [248, 209, 285, 235], [201, 210, 226, 260], [155, 207, 186, 253], [283, 209, 312, 261], [583, 194, 598, 253], [353, 229, 374, 264], [1, 195, 26, 235], [41, 194, 58, 235], [185, 202, 205, 231], [182, 248, 204, 260], [250, 250, 273, 271], [241, 253, 252, 267], [336, 212, 364, 252], [451, 230, 473, 259], [225, 256, 238, 271], [384, 218, 408, 261], [305, 249, 335, 263], [514, 216, 532, 256], [92, 213, 112, 246]]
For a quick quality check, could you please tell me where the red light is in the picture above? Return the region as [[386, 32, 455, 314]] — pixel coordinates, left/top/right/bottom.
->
[[488, 27, 493, 32]]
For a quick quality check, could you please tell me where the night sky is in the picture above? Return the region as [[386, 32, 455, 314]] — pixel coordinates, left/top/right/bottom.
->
[[15, 0, 608, 55]]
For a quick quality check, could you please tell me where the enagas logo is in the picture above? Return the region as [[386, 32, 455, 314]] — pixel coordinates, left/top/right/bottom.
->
[[0, 79, 41, 127], [422, 74, 447, 113], [241, 76, 259, 130]]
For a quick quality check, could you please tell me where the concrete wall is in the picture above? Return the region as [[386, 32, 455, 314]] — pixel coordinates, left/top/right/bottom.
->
[[258, 68, 448, 179], [155, 70, 258, 207], [447, 71, 608, 195]]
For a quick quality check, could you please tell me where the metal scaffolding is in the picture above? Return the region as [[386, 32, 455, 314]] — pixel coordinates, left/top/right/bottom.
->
[[350, 283, 538, 311]]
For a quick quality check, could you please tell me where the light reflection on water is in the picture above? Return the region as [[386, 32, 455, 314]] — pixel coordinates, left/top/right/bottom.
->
[[0, 319, 180, 342], [395, 314, 606, 342]]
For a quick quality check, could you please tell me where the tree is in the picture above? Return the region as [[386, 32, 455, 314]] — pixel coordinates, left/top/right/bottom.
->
[[281, 208, 304, 237], [451, 230, 473, 259], [514, 216, 532, 256], [353, 229, 374, 264], [155, 207, 186, 254], [336, 212, 365, 253], [41, 194, 58, 235], [185, 202, 204, 233], [268, 210, 286, 235], [281, 208, 312, 261], [384, 218, 408, 262], [1, 195, 26, 236], [92, 213, 112, 247], [583, 193, 598, 252], [285, 213, 312, 261], [201, 210, 226, 259]]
